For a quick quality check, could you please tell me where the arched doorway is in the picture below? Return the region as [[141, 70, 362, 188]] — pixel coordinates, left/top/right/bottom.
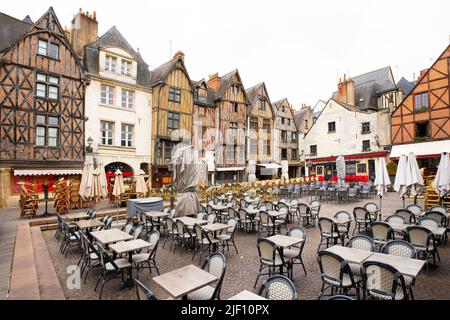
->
[[105, 162, 134, 188]]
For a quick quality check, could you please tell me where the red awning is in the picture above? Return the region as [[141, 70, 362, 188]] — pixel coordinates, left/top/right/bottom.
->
[[307, 151, 388, 163]]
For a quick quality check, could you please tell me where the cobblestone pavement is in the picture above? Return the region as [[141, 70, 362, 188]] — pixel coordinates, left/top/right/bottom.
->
[[42, 194, 450, 300]]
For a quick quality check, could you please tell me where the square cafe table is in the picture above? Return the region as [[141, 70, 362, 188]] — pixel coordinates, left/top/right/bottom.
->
[[90, 229, 134, 245], [153, 264, 217, 300], [62, 212, 89, 221], [325, 245, 375, 264], [74, 219, 103, 230], [176, 216, 208, 227], [109, 239, 152, 288], [364, 252, 425, 278], [144, 211, 169, 230], [228, 290, 268, 300], [267, 210, 287, 235]]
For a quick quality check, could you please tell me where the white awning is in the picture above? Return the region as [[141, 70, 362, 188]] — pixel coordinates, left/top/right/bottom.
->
[[14, 169, 83, 176], [390, 140, 450, 158], [216, 167, 245, 171], [257, 163, 282, 169]]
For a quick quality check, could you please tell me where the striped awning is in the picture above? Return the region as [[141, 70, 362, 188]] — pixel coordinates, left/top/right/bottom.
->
[[216, 167, 245, 171], [14, 169, 83, 176]]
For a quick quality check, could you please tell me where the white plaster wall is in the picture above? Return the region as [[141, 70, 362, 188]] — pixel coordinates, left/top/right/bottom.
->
[[302, 99, 388, 159], [85, 79, 152, 174]]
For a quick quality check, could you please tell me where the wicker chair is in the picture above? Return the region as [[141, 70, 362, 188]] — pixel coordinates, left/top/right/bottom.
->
[[346, 235, 375, 252], [192, 224, 219, 263], [405, 225, 440, 269], [334, 211, 352, 240], [352, 207, 372, 235], [187, 252, 227, 300], [135, 279, 158, 300], [132, 230, 160, 277], [405, 204, 423, 219], [283, 226, 307, 276], [368, 221, 394, 251], [296, 203, 312, 227], [309, 200, 321, 225], [258, 275, 297, 300], [318, 217, 344, 252], [317, 250, 360, 299], [361, 261, 409, 300], [395, 209, 416, 224], [254, 238, 290, 288], [364, 202, 381, 221], [216, 217, 239, 254], [423, 210, 447, 227]]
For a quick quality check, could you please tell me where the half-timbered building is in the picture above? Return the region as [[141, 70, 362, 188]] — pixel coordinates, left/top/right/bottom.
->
[[390, 44, 450, 171], [0, 8, 86, 208], [192, 79, 216, 184], [207, 70, 249, 183], [150, 51, 194, 188], [246, 82, 277, 179], [274, 98, 301, 177]]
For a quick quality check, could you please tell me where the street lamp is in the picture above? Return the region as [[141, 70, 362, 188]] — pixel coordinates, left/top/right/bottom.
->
[[86, 136, 93, 153]]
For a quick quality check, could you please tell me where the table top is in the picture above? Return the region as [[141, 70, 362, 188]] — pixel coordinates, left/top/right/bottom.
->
[[325, 245, 374, 264], [265, 235, 303, 248], [245, 208, 260, 215], [268, 210, 286, 217], [90, 229, 134, 245], [74, 219, 103, 229], [153, 264, 217, 299], [332, 217, 352, 224], [176, 216, 209, 226], [62, 212, 89, 220], [389, 223, 446, 236], [109, 239, 151, 255], [203, 223, 230, 232], [210, 204, 229, 211], [144, 211, 169, 218], [365, 252, 425, 278], [227, 290, 267, 300]]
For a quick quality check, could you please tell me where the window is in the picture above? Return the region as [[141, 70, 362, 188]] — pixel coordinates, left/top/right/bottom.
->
[[259, 99, 265, 110], [346, 163, 356, 175], [362, 122, 370, 134], [415, 122, 429, 141], [226, 144, 235, 163], [35, 73, 59, 100], [232, 102, 238, 113], [161, 140, 176, 160], [287, 119, 291, 126], [292, 132, 298, 142], [121, 89, 134, 108], [121, 60, 132, 76], [414, 93, 429, 112], [265, 141, 271, 156], [262, 119, 270, 132], [100, 121, 114, 145], [250, 139, 257, 155], [328, 121, 336, 133], [231, 85, 239, 95], [105, 55, 117, 72], [316, 166, 323, 175], [121, 124, 133, 147], [357, 163, 367, 174], [49, 43, 59, 59], [362, 140, 371, 151], [250, 117, 258, 131], [167, 112, 180, 129], [281, 148, 287, 160], [169, 87, 181, 103], [229, 122, 238, 130], [35, 115, 59, 147], [292, 149, 298, 160], [198, 107, 206, 117], [38, 40, 47, 55], [310, 145, 317, 156], [281, 130, 288, 142], [282, 106, 286, 113], [101, 85, 115, 105], [281, 117, 285, 125]]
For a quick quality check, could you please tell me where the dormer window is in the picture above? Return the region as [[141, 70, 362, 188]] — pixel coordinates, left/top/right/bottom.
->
[[121, 59, 132, 76], [105, 55, 117, 72], [259, 98, 266, 110]]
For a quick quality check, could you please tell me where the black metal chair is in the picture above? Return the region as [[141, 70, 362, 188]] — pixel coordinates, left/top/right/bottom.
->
[[258, 275, 297, 300], [134, 279, 158, 300]]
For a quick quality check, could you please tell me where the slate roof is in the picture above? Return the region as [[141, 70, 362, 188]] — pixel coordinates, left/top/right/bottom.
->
[[332, 66, 398, 110], [396, 77, 415, 96], [245, 82, 275, 116], [293, 107, 312, 130], [84, 26, 151, 88], [272, 98, 288, 111], [192, 79, 216, 106], [213, 69, 249, 104], [0, 11, 32, 52]]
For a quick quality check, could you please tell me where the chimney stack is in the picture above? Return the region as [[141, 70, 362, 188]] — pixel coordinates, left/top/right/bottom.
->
[[419, 69, 428, 79], [70, 8, 98, 60], [337, 73, 355, 106], [207, 73, 222, 92]]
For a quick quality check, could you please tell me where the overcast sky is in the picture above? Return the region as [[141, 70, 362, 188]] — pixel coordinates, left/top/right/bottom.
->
[[3, 0, 450, 109]]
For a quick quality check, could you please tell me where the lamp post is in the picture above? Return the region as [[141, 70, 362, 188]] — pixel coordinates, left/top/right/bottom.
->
[[86, 136, 93, 154]]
